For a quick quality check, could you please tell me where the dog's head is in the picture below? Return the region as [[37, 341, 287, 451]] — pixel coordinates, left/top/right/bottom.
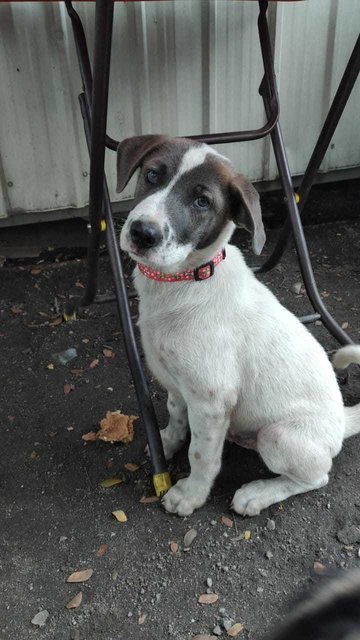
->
[[118, 135, 265, 270]]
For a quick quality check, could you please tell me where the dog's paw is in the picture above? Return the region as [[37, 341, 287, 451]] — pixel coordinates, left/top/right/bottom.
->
[[231, 480, 269, 517], [162, 478, 207, 517]]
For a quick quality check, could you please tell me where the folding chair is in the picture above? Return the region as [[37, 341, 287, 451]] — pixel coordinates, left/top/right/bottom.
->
[[62, 0, 360, 495]]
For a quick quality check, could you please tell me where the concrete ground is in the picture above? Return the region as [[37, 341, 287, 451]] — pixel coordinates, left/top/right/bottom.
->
[[0, 184, 360, 640]]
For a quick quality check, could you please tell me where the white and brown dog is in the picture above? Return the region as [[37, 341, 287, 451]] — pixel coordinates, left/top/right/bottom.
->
[[118, 135, 360, 518]]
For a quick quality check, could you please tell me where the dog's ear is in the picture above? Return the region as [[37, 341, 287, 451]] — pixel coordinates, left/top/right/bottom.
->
[[229, 174, 266, 255], [116, 135, 168, 193]]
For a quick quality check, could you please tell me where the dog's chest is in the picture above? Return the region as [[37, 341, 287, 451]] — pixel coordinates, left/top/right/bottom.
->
[[138, 311, 183, 388]]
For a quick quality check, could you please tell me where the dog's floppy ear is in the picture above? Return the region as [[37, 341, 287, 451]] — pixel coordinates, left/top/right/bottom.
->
[[229, 174, 266, 255], [116, 134, 168, 193]]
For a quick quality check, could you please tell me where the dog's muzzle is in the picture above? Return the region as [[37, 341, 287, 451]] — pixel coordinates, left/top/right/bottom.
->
[[129, 220, 163, 250]]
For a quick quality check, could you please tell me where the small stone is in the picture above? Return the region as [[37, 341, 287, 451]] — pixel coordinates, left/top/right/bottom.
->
[[206, 578, 213, 588], [71, 632, 80, 640], [291, 281, 303, 295], [336, 525, 360, 545], [257, 587, 264, 594], [266, 519, 276, 531], [128, 611, 133, 618], [211, 520, 217, 526], [31, 610, 49, 627], [111, 570, 118, 581], [357, 549, 360, 558], [219, 608, 226, 615], [265, 550, 273, 559], [223, 619, 233, 631], [184, 528, 198, 548], [213, 625, 222, 636]]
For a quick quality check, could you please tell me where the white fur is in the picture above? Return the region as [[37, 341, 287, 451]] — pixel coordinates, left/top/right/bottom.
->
[[123, 148, 360, 518], [120, 145, 227, 270]]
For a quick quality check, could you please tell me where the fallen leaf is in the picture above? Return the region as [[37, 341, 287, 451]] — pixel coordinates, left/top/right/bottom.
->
[[49, 317, 62, 326], [192, 636, 217, 640], [30, 267, 42, 275], [198, 593, 218, 605], [341, 321, 349, 329], [11, 304, 24, 315], [227, 623, 244, 637], [99, 477, 123, 488], [31, 610, 49, 627], [138, 613, 147, 625], [71, 368, 84, 377], [82, 338, 90, 343], [170, 541, 179, 554], [82, 431, 97, 442], [75, 281, 85, 289], [63, 383, 74, 395], [124, 462, 139, 472], [96, 543, 108, 557], [30, 450, 39, 460], [95, 411, 138, 443], [222, 516, 233, 528], [89, 358, 99, 369], [139, 495, 160, 504], [106, 458, 114, 469], [66, 569, 93, 583], [244, 530, 252, 540], [103, 348, 115, 358], [47, 363, 55, 370], [112, 509, 127, 522], [184, 528, 198, 548], [65, 591, 83, 609]]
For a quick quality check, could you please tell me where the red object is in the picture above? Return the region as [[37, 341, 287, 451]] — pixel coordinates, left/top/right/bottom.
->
[[137, 249, 226, 283]]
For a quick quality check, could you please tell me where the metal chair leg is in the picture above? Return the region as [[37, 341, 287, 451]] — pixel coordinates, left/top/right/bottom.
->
[[257, 34, 360, 275]]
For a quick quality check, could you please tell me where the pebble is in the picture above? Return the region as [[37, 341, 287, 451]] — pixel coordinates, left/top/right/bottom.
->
[[336, 525, 360, 545], [31, 610, 49, 627], [265, 550, 273, 559], [223, 619, 233, 631], [358, 549, 360, 558], [291, 281, 303, 295], [266, 519, 276, 531], [206, 577, 213, 588], [219, 608, 226, 615], [184, 528, 198, 548], [213, 625, 222, 636], [211, 520, 217, 526]]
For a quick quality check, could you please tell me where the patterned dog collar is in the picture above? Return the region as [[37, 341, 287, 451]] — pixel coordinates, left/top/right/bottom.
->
[[138, 249, 226, 283]]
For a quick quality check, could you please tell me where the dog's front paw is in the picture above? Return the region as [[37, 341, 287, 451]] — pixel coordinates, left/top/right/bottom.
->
[[162, 478, 207, 517], [231, 480, 269, 517]]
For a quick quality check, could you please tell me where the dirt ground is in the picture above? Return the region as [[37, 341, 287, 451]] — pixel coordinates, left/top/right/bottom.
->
[[1, 186, 360, 640]]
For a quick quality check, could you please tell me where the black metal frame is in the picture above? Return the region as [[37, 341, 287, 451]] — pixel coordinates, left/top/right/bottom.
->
[[64, 0, 359, 492]]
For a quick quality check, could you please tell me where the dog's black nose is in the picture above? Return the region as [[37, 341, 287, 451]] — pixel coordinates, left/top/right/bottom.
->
[[130, 220, 163, 249]]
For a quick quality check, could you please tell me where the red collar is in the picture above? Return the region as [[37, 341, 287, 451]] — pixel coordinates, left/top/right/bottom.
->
[[138, 249, 226, 283]]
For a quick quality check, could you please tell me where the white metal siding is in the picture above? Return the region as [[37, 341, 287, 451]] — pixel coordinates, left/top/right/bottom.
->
[[0, 0, 359, 219]]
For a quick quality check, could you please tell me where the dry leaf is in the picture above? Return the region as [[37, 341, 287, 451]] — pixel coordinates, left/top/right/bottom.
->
[[244, 530, 251, 540], [63, 384, 74, 395], [222, 516, 233, 528], [30, 450, 39, 460], [65, 591, 83, 609], [97, 411, 138, 443], [341, 321, 349, 329], [184, 528, 198, 548], [138, 613, 147, 625], [170, 541, 179, 554], [30, 267, 41, 275], [89, 358, 99, 369], [47, 363, 55, 370], [103, 348, 115, 358], [139, 495, 160, 504], [124, 462, 139, 472], [71, 368, 84, 377], [198, 593, 218, 605], [105, 458, 114, 469], [75, 281, 85, 289], [82, 431, 97, 442], [66, 569, 93, 583], [112, 510, 127, 522], [192, 636, 217, 640], [96, 544, 108, 557], [99, 477, 123, 488], [227, 623, 244, 637], [49, 317, 62, 326]]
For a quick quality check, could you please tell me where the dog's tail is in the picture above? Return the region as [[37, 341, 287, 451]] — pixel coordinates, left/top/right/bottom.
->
[[333, 345, 360, 438]]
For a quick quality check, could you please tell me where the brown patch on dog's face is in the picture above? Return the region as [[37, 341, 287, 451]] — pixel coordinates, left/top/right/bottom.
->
[[118, 136, 265, 268]]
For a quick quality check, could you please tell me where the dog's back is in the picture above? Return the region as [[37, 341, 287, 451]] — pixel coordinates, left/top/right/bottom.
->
[[264, 571, 360, 640]]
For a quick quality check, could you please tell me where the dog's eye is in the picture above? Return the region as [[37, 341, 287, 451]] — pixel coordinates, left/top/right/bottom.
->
[[146, 169, 159, 185], [192, 196, 210, 210]]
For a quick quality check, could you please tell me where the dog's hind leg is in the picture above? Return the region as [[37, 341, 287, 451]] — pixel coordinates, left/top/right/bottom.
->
[[160, 392, 189, 460], [232, 420, 334, 517]]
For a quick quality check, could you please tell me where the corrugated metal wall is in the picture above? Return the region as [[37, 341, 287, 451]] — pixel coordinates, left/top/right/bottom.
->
[[0, 0, 359, 221]]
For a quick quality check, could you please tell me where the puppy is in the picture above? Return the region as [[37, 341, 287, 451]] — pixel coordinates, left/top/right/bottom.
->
[[118, 134, 360, 517]]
